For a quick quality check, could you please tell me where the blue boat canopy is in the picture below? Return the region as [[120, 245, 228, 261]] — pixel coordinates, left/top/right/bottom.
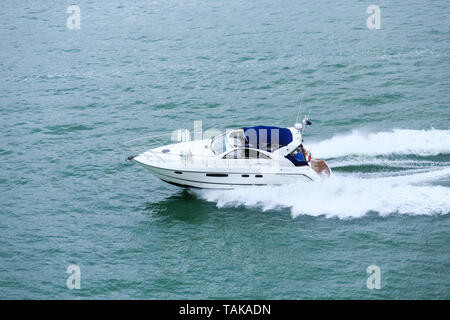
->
[[242, 126, 293, 151]]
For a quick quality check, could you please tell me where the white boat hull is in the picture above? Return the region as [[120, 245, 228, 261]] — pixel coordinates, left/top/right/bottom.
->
[[136, 161, 317, 189]]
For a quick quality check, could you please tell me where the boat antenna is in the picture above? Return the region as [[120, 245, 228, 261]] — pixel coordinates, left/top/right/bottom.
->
[[302, 104, 313, 133], [296, 93, 305, 124], [306, 100, 314, 125]]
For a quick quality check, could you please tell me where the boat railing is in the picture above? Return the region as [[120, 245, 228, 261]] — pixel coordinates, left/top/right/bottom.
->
[[124, 133, 177, 163], [123, 132, 172, 153], [141, 149, 279, 168]]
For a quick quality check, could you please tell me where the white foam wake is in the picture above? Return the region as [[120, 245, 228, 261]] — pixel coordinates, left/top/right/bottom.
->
[[195, 129, 450, 218], [195, 168, 450, 219], [307, 128, 450, 159], [328, 158, 440, 169]]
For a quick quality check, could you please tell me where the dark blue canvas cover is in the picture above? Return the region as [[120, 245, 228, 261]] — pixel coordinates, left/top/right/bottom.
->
[[242, 126, 293, 151]]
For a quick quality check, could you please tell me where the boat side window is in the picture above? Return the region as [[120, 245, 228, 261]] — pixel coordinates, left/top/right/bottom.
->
[[292, 147, 301, 156], [291, 145, 307, 159], [285, 145, 308, 166], [223, 148, 271, 159]]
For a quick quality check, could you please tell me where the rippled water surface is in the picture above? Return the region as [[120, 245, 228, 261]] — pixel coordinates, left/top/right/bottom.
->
[[1, 0, 449, 299]]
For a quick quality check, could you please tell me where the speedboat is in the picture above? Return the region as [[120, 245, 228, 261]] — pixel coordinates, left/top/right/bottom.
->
[[129, 117, 331, 189]]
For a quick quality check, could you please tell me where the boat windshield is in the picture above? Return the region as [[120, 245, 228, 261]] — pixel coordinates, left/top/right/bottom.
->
[[211, 134, 228, 154], [228, 129, 246, 147], [211, 129, 247, 154]]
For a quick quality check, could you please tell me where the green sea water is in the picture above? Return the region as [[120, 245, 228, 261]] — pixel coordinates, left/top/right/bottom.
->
[[1, 0, 449, 299]]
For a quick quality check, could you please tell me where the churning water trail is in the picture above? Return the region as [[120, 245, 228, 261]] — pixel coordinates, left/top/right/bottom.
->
[[308, 128, 450, 159], [197, 171, 450, 219], [196, 129, 450, 219]]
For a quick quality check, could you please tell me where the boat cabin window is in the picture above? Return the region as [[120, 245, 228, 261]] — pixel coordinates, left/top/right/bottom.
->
[[223, 148, 271, 159]]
